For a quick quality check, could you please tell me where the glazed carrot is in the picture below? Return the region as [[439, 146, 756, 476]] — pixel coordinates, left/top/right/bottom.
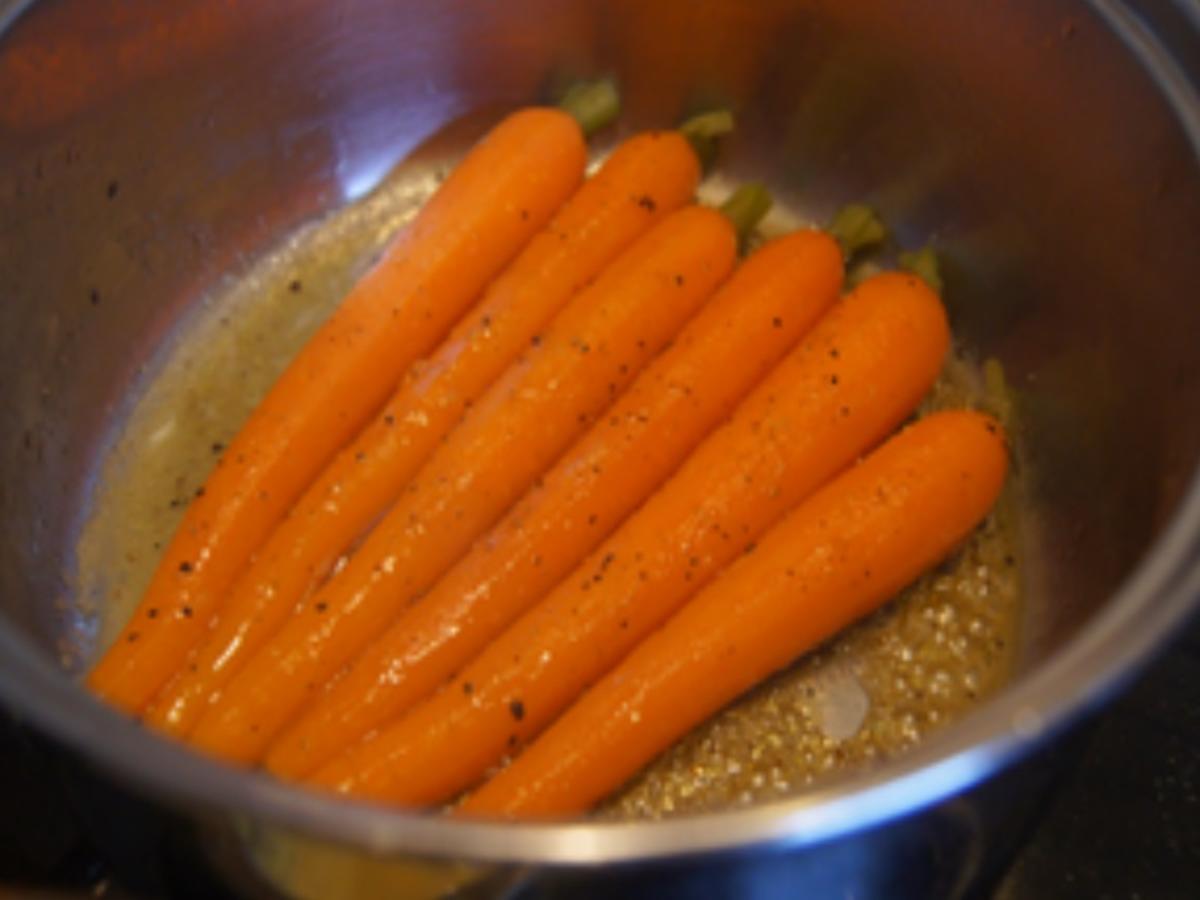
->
[[87, 104, 593, 714], [463, 411, 1009, 817], [188, 204, 740, 764], [143, 130, 702, 737], [307, 271, 950, 806], [266, 228, 844, 779]]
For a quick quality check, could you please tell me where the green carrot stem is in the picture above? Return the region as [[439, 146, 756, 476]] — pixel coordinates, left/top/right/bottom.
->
[[679, 109, 735, 169], [900, 245, 943, 294], [828, 203, 888, 259], [558, 79, 621, 137], [719, 182, 772, 246]]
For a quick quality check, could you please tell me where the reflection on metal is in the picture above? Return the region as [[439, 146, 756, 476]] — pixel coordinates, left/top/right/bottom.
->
[[0, 0, 35, 32], [236, 817, 492, 900]]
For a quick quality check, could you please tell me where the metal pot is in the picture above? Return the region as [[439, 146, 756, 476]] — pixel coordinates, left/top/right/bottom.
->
[[1, 1, 1197, 897]]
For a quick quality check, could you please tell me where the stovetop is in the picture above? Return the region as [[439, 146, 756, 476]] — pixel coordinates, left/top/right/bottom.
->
[[3, 619, 1197, 899]]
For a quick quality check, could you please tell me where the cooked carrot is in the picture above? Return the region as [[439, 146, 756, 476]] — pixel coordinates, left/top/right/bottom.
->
[[266, 228, 844, 779], [143, 130, 701, 737], [462, 410, 1009, 817], [187, 204, 741, 764], [306, 271, 950, 806], [87, 105, 593, 714]]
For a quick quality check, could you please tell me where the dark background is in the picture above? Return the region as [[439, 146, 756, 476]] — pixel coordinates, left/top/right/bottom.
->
[[994, 616, 1200, 899]]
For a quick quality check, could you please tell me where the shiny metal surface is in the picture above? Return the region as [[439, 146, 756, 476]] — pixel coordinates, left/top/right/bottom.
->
[[0, 0, 1198, 895]]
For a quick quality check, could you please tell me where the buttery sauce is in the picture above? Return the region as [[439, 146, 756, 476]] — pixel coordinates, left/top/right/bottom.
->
[[75, 162, 1021, 818]]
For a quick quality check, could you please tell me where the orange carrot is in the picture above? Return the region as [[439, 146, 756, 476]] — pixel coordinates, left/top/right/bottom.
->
[[266, 228, 844, 779], [188, 204, 739, 764], [143, 130, 701, 737], [461, 410, 1009, 817], [87, 106, 589, 714], [307, 271, 950, 806]]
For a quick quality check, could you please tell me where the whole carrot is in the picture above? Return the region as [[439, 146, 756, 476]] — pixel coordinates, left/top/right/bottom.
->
[[87, 101, 597, 714], [307, 271, 950, 806], [188, 203, 742, 764], [143, 130, 701, 737], [266, 227, 844, 779], [462, 410, 1009, 817]]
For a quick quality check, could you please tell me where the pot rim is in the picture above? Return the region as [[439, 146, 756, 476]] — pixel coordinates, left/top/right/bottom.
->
[[0, 0, 1197, 866]]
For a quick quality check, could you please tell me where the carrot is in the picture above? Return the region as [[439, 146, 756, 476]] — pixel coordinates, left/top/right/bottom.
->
[[306, 271, 950, 806], [87, 103, 594, 714], [265, 228, 845, 780], [142, 129, 701, 737], [187, 203, 741, 764], [462, 410, 1009, 817]]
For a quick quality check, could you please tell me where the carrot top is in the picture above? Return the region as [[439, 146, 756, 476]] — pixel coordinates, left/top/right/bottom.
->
[[556, 79, 621, 135]]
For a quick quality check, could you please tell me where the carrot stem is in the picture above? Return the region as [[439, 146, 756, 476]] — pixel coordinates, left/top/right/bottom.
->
[[900, 244, 943, 294], [678, 109, 735, 169], [557, 79, 621, 136], [718, 182, 772, 247], [828, 203, 887, 259]]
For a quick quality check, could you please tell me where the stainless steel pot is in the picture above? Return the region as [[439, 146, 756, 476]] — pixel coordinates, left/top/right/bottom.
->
[[1, 1, 1197, 897]]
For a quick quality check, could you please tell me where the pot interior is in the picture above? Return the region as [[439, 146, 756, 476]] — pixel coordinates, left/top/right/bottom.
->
[[0, 0, 1198, 840]]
